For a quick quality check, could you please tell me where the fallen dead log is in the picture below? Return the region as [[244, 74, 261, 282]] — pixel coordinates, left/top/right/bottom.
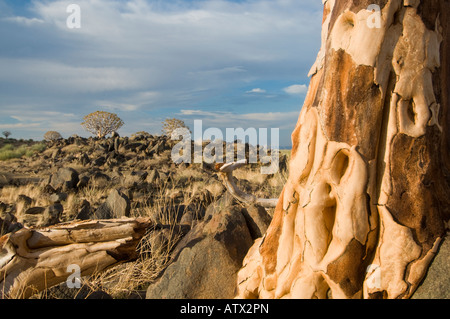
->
[[0, 218, 153, 299]]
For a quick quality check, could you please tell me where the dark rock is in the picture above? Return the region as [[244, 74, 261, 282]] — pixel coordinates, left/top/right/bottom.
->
[[75, 200, 91, 220], [0, 201, 7, 214], [49, 192, 68, 203], [158, 205, 186, 224], [85, 291, 113, 299], [79, 153, 90, 166], [179, 207, 205, 226], [51, 148, 61, 160], [241, 205, 272, 240], [94, 189, 131, 219], [111, 131, 120, 139], [25, 207, 45, 215], [77, 176, 89, 189], [412, 234, 450, 299], [90, 171, 111, 186], [146, 206, 253, 299], [41, 184, 56, 195], [39, 203, 64, 227], [114, 137, 120, 153], [1, 212, 21, 234], [49, 168, 79, 191], [204, 192, 238, 220], [92, 156, 106, 167]]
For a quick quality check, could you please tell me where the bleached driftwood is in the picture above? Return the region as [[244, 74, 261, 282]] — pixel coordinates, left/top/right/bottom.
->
[[216, 160, 278, 208], [0, 218, 152, 299]]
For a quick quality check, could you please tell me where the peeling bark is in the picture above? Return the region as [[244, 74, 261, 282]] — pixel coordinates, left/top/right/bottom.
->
[[236, 0, 449, 299]]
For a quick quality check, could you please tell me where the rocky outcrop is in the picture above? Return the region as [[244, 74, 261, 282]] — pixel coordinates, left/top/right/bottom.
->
[[146, 205, 255, 299], [236, 0, 450, 299]]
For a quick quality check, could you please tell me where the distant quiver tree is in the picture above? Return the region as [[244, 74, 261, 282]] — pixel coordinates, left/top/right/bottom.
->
[[161, 118, 190, 137], [2, 131, 11, 139], [81, 111, 124, 138], [44, 131, 63, 142]]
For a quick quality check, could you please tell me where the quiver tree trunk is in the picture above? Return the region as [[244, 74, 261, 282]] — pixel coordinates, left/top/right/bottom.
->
[[236, 0, 450, 299], [0, 218, 152, 299]]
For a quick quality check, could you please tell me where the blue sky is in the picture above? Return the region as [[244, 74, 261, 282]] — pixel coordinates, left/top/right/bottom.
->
[[0, 0, 323, 147]]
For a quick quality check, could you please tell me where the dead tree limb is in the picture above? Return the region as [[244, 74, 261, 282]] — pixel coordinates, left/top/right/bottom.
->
[[0, 218, 152, 299], [216, 160, 278, 208]]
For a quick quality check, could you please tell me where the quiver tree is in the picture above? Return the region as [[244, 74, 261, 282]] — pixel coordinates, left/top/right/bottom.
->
[[161, 118, 190, 137], [43, 131, 62, 142], [236, 0, 450, 299], [2, 131, 11, 139], [82, 111, 124, 138]]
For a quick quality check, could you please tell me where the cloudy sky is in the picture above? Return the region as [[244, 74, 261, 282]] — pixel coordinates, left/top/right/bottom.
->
[[0, 0, 323, 147]]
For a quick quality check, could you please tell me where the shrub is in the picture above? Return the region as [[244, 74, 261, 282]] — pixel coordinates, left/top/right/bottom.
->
[[81, 111, 124, 138], [0, 143, 46, 161]]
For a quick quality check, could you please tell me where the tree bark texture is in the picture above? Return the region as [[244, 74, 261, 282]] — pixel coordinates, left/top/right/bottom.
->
[[236, 0, 450, 299]]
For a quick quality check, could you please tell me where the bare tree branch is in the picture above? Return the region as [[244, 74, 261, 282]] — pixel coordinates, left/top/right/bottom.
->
[[216, 160, 278, 208]]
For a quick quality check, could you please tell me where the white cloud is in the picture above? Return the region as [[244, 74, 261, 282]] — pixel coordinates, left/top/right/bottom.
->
[[246, 88, 266, 94], [283, 84, 308, 95], [4, 16, 44, 25], [0, 122, 42, 130], [0, 58, 143, 93], [0, 0, 322, 143], [179, 109, 299, 130]]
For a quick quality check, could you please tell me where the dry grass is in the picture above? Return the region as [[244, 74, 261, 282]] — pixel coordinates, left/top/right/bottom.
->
[[1, 149, 291, 299], [78, 185, 109, 206], [0, 184, 52, 209], [84, 225, 181, 298]]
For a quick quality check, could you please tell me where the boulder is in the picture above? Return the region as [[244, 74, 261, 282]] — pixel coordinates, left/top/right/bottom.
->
[[241, 205, 272, 240], [79, 153, 90, 166], [75, 200, 91, 220], [39, 204, 63, 227], [49, 168, 79, 191], [16, 195, 33, 214], [90, 171, 111, 187], [146, 206, 253, 299], [94, 189, 131, 219], [412, 234, 450, 299], [18, 204, 62, 228], [77, 176, 89, 189], [92, 156, 106, 167], [0, 202, 7, 214]]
